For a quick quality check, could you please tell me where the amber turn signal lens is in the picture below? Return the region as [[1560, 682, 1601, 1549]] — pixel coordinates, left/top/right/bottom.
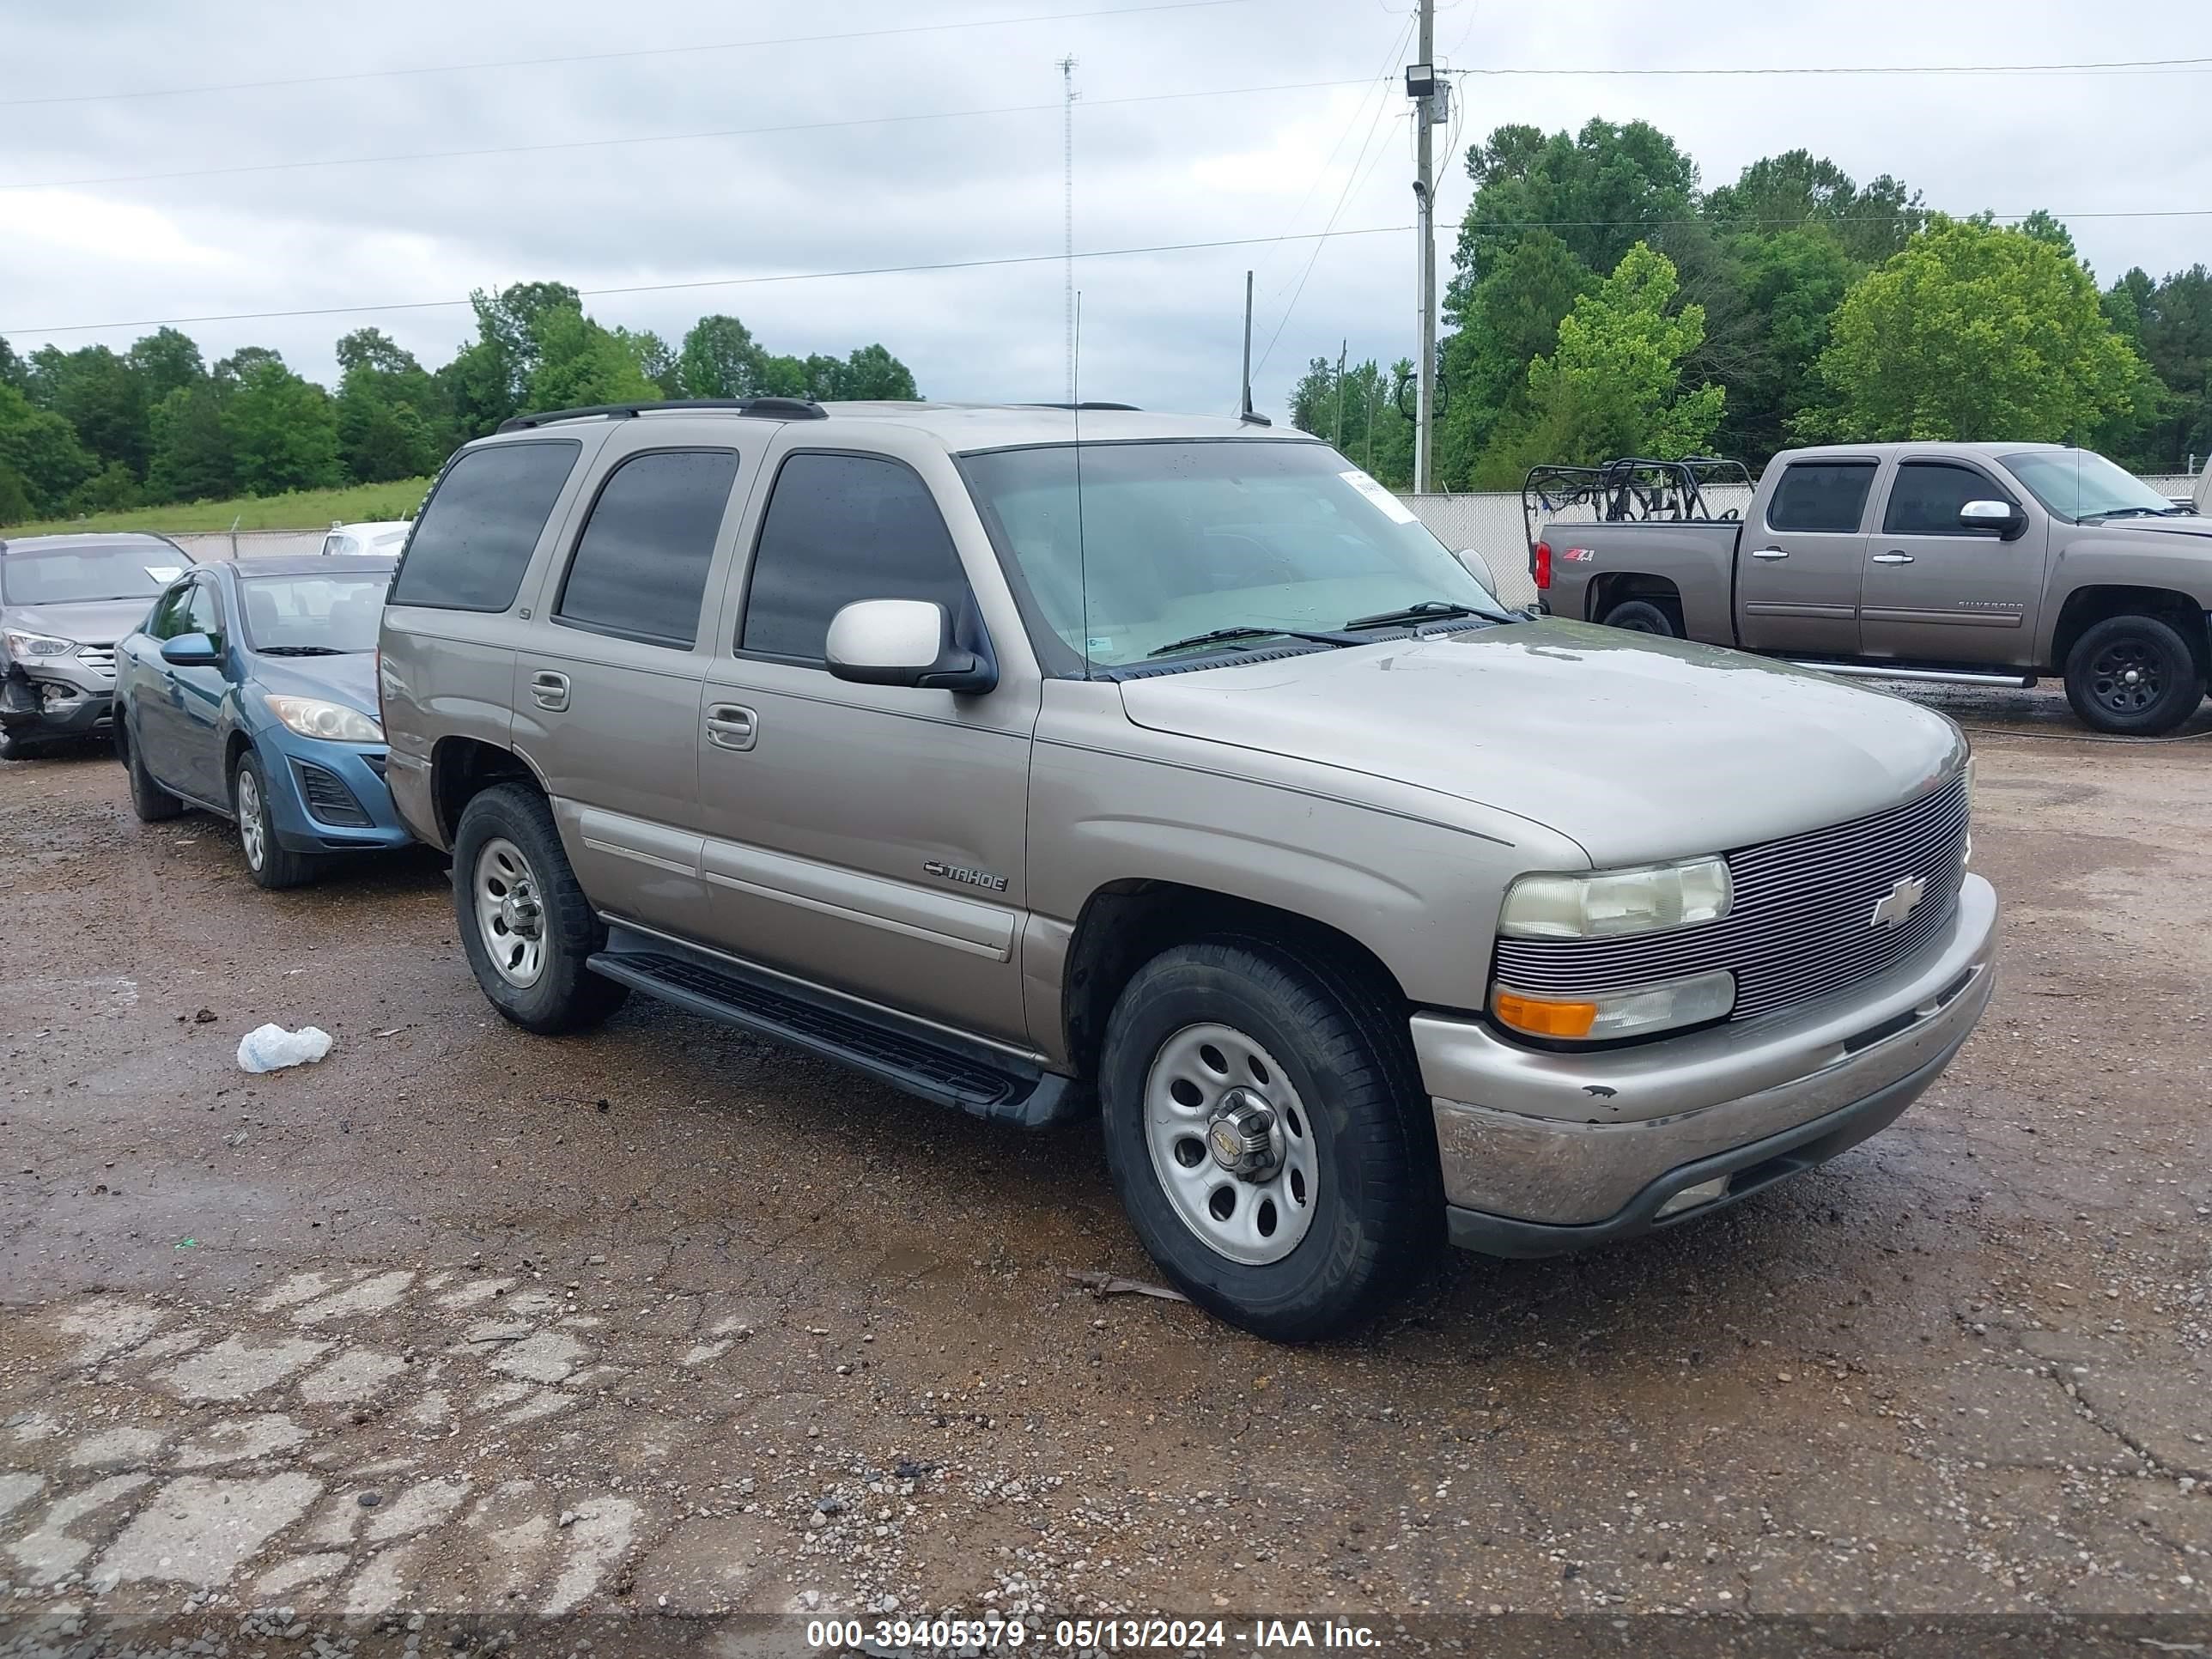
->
[[1492, 990, 1599, 1039]]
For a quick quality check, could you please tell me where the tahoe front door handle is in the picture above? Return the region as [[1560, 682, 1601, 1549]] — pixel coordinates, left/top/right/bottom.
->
[[1871, 552, 1915, 565], [705, 702, 757, 751], [1749, 547, 1789, 561], [528, 670, 570, 712]]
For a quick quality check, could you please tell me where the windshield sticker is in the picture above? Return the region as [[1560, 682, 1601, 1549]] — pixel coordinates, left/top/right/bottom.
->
[[144, 567, 183, 582], [1340, 470, 1418, 525]]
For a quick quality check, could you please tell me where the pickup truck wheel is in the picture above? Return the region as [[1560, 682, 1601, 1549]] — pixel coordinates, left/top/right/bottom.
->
[[1598, 597, 1680, 637], [2063, 615, 2206, 736], [1098, 939, 1438, 1341], [452, 781, 629, 1034]]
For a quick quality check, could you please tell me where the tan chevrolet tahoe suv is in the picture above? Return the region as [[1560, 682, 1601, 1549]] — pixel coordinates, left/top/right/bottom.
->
[[378, 398, 1997, 1340]]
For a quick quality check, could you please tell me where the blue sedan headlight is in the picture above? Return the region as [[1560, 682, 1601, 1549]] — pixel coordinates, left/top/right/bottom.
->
[[264, 694, 383, 744]]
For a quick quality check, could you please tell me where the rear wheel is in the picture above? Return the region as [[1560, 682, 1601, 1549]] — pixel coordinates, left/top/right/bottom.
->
[[235, 750, 319, 890], [2063, 614, 2205, 736], [452, 782, 628, 1034], [1098, 939, 1438, 1341], [1598, 597, 1681, 637], [120, 714, 185, 822]]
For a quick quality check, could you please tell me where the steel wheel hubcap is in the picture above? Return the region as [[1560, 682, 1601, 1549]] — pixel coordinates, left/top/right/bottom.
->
[[2091, 640, 2166, 712], [1144, 1023, 1318, 1266], [236, 769, 266, 870], [475, 837, 546, 988]]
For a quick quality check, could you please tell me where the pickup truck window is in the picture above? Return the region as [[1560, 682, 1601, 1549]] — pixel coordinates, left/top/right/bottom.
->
[[392, 440, 581, 613], [556, 448, 739, 650], [738, 451, 969, 663], [1999, 448, 2179, 521], [1883, 461, 2017, 536], [1767, 461, 1876, 533], [961, 440, 1501, 672]]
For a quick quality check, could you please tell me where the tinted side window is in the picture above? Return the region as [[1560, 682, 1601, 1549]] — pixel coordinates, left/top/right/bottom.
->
[[185, 581, 225, 645], [391, 441, 581, 612], [145, 583, 194, 641], [556, 449, 740, 648], [1768, 461, 1877, 533], [1884, 462, 2016, 536], [739, 453, 968, 662]]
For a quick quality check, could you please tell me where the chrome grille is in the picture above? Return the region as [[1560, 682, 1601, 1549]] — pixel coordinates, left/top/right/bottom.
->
[[76, 644, 117, 677], [1492, 773, 1970, 1024]]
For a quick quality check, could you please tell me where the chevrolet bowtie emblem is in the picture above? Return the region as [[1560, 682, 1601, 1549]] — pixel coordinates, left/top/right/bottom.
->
[[1869, 875, 1927, 931]]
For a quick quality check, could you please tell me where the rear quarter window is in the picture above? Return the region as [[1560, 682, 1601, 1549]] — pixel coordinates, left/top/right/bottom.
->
[[390, 441, 581, 612]]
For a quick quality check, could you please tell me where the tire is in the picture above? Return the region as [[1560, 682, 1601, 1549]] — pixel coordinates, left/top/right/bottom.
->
[[234, 750, 319, 890], [1598, 597, 1680, 637], [120, 714, 185, 822], [2063, 614, 2207, 736], [451, 781, 629, 1035], [1097, 938, 1440, 1341], [0, 726, 52, 763]]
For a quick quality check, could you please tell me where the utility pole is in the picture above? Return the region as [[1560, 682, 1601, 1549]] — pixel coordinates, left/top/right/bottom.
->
[[1059, 56, 1079, 405], [1240, 270, 1255, 416], [1409, 0, 1437, 494], [1334, 338, 1348, 450]]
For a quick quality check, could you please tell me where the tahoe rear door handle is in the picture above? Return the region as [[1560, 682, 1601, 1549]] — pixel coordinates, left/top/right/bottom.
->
[[528, 670, 570, 712], [1870, 551, 1915, 565], [706, 702, 757, 751], [1749, 547, 1789, 561]]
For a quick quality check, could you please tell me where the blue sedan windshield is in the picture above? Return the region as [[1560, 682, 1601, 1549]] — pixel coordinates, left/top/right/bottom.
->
[[240, 575, 387, 653]]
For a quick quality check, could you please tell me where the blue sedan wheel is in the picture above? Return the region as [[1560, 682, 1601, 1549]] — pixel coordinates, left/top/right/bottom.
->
[[233, 750, 320, 891]]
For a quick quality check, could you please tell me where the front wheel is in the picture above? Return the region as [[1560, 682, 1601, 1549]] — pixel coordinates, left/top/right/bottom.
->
[[1098, 939, 1439, 1341], [451, 782, 628, 1034], [2063, 614, 2206, 736], [234, 750, 319, 890]]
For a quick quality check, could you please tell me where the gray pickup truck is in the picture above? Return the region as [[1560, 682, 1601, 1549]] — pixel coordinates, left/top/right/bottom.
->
[[1531, 442, 2212, 735], [380, 398, 1996, 1340]]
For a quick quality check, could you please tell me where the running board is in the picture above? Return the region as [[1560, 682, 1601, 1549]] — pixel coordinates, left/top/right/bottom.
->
[[1789, 661, 2037, 688], [587, 926, 1083, 1129]]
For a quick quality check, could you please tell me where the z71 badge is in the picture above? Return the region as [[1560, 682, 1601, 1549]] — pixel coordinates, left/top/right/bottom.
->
[[925, 860, 1009, 893]]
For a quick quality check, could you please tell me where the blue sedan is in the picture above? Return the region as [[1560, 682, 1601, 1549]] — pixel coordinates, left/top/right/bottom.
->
[[113, 555, 410, 889]]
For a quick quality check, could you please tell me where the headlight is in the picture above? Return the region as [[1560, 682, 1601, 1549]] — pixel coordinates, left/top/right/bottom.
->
[[264, 695, 383, 744], [1499, 856, 1733, 939], [1494, 969, 1736, 1042], [3, 629, 77, 659]]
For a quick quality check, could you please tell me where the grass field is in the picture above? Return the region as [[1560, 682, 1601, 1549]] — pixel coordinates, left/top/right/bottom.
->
[[2, 478, 436, 539]]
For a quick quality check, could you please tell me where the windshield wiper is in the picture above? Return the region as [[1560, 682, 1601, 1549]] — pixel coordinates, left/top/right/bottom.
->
[[2081, 506, 2167, 520], [1146, 624, 1361, 659], [257, 645, 349, 657], [1342, 599, 1498, 631]]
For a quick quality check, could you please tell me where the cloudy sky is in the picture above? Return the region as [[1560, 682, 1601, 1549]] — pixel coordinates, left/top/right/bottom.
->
[[3, 0, 2206, 421]]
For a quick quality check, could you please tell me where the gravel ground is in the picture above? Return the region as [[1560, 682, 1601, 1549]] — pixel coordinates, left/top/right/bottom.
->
[[1, 683, 2209, 1654]]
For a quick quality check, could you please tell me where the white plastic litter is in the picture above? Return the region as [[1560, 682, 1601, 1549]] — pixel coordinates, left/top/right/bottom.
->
[[235, 1024, 334, 1073]]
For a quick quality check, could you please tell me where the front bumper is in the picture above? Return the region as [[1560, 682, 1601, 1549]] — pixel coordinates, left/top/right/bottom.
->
[[0, 666, 113, 742], [258, 738, 413, 854], [1419, 872, 1997, 1255]]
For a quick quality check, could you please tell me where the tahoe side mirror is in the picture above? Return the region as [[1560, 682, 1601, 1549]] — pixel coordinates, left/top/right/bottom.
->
[[1959, 499, 2026, 540], [160, 632, 222, 667], [825, 599, 996, 694]]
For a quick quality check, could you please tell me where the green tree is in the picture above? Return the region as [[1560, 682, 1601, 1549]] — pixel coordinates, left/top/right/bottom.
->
[[834, 343, 921, 400], [0, 336, 27, 394], [28, 344, 150, 478], [126, 326, 206, 405], [2130, 265, 2212, 470], [70, 461, 143, 514], [0, 381, 95, 520], [148, 381, 236, 503], [2016, 210, 2078, 260], [525, 305, 659, 411], [1804, 217, 2147, 444], [617, 328, 682, 398], [1714, 228, 1858, 460], [222, 357, 341, 495], [678, 315, 767, 398], [1287, 356, 1413, 487], [1705, 150, 1925, 264], [436, 283, 586, 432], [1437, 229, 1595, 483], [1455, 118, 1699, 281], [332, 328, 446, 482], [1477, 242, 1723, 484]]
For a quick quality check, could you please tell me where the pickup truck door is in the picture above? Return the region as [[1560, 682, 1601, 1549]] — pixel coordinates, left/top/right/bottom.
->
[[695, 439, 1037, 1045], [1734, 456, 1879, 657], [1858, 456, 2045, 666]]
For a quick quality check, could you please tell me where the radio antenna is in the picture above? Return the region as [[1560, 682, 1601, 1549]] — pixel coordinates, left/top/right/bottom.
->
[[1073, 290, 1091, 679]]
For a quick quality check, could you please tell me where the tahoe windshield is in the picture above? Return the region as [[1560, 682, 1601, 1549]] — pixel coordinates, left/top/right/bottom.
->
[[962, 440, 1507, 672], [0, 544, 185, 605], [240, 574, 389, 653], [1999, 449, 2184, 521]]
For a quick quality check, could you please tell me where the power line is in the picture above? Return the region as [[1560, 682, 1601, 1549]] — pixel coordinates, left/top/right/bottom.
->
[[12, 206, 2207, 338], [5, 226, 1418, 337], [1451, 53, 2212, 78], [0, 76, 1382, 194], [0, 0, 1257, 109]]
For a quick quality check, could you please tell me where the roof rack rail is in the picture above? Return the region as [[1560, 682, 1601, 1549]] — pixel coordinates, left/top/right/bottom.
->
[[1018, 401, 1142, 411], [498, 397, 827, 432]]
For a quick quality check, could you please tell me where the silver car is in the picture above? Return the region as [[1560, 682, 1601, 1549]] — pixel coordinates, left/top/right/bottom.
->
[[377, 399, 1997, 1340], [0, 532, 195, 760]]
